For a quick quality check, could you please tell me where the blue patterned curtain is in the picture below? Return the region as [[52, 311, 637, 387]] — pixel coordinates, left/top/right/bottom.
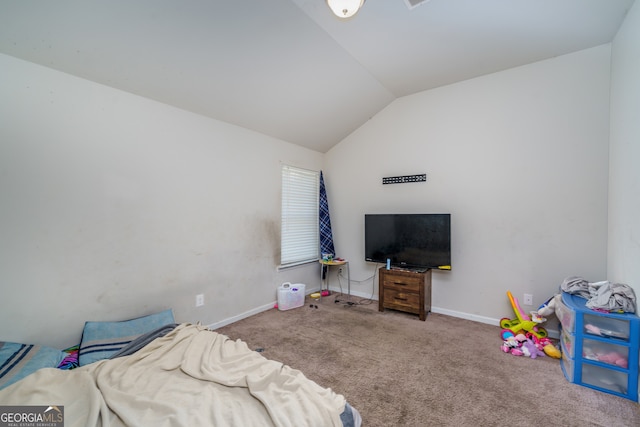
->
[[319, 171, 335, 257]]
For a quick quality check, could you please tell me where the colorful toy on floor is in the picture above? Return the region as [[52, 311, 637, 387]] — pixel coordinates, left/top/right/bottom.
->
[[501, 333, 543, 358], [501, 334, 522, 355], [501, 332, 525, 356], [500, 291, 548, 339], [501, 330, 561, 359], [529, 333, 562, 359]]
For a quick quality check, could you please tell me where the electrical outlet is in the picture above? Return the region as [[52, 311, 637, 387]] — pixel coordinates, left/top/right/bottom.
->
[[524, 293, 533, 306], [338, 268, 343, 275], [196, 294, 204, 307]]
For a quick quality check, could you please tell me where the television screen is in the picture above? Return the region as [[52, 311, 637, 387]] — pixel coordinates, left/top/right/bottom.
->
[[364, 214, 451, 270]]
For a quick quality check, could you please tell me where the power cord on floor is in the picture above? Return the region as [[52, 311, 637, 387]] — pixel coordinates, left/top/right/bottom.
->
[[332, 263, 380, 306]]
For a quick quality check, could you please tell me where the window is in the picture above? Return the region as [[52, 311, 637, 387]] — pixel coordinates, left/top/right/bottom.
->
[[281, 165, 319, 267]]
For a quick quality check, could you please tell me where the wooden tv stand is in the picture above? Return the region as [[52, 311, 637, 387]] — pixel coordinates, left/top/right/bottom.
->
[[378, 267, 432, 321]]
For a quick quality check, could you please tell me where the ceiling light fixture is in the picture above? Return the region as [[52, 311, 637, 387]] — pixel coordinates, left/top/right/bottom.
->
[[326, 0, 366, 19]]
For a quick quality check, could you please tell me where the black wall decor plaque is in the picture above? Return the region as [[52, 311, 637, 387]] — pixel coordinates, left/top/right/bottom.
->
[[382, 174, 427, 185]]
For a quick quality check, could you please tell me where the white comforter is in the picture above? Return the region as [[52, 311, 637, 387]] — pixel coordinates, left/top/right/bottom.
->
[[0, 324, 347, 426]]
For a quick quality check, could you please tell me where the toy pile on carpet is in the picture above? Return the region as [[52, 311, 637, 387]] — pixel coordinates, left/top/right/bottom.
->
[[499, 290, 561, 359], [501, 331, 561, 359]]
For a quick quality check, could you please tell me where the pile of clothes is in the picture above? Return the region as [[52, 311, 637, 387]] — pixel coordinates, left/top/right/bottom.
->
[[561, 276, 636, 313]]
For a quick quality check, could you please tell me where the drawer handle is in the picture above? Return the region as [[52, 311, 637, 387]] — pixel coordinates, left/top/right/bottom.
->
[[394, 282, 408, 286], [395, 297, 408, 301]]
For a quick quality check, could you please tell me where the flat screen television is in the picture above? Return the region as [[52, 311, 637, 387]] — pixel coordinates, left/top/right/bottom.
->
[[364, 214, 451, 270]]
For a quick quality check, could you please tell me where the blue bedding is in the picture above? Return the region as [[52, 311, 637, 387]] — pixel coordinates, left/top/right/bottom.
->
[[0, 342, 64, 390], [78, 309, 175, 366]]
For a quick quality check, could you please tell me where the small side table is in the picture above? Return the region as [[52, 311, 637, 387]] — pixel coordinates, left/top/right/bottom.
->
[[319, 259, 351, 300]]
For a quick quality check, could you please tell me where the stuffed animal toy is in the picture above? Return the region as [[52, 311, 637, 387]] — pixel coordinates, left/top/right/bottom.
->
[[532, 336, 562, 359], [507, 334, 532, 357], [521, 338, 545, 359], [502, 328, 561, 359], [501, 336, 521, 354], [542, 343, 561, 359], [538, 294, 562, 317], [501, 334, 527, 356]]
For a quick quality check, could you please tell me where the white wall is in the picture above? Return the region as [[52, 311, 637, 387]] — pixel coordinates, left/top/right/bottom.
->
[[0, 53, 323, 348], [609, 0, 640, 306], [1, 30, 630, 348], [325, 45, 612, 324]]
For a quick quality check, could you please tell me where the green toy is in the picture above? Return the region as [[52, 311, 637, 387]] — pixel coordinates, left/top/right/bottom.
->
[[500, 291, 548, 339]]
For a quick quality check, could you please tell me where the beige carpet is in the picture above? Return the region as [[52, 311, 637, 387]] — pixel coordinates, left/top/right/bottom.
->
[[216, 294, 640, 427]]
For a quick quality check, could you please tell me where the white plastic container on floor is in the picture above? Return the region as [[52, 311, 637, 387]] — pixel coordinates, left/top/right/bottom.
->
[[277, 282, 305, 311]]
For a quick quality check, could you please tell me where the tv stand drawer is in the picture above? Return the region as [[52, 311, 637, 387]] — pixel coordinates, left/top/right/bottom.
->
[[378, 268, 432, 321], [382, 274, 422, 292], [383, 289, 420, 313]]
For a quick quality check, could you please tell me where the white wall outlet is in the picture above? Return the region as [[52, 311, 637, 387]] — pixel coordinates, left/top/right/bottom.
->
[[523, 293, 533, 306], [338, 268, 343, 275], [196, 294, 205, 307]]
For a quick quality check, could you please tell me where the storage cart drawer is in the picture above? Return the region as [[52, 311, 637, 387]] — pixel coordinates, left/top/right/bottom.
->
[[556, 298, 575, 334], [561, 339, 575, 382], [561, 330, 575, 359], [582, 363, 628, 395], [582, 338, 629, 368], [583, 314, 630, 341]]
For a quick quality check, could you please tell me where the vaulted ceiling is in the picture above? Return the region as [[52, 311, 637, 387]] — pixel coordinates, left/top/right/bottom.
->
[[0, 0, 634, 152]]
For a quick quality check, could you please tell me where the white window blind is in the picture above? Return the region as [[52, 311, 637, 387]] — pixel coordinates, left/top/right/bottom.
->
[[281, 165, 319, 266]]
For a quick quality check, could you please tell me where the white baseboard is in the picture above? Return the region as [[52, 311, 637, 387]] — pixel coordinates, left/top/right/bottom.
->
[[431, 306, 500, 326], [329, 287, 562, 339], [208, 287, 324, 330], [207, 301, 276, 330], [431, 306, 560, 339], [208, 289, 560, 339]]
